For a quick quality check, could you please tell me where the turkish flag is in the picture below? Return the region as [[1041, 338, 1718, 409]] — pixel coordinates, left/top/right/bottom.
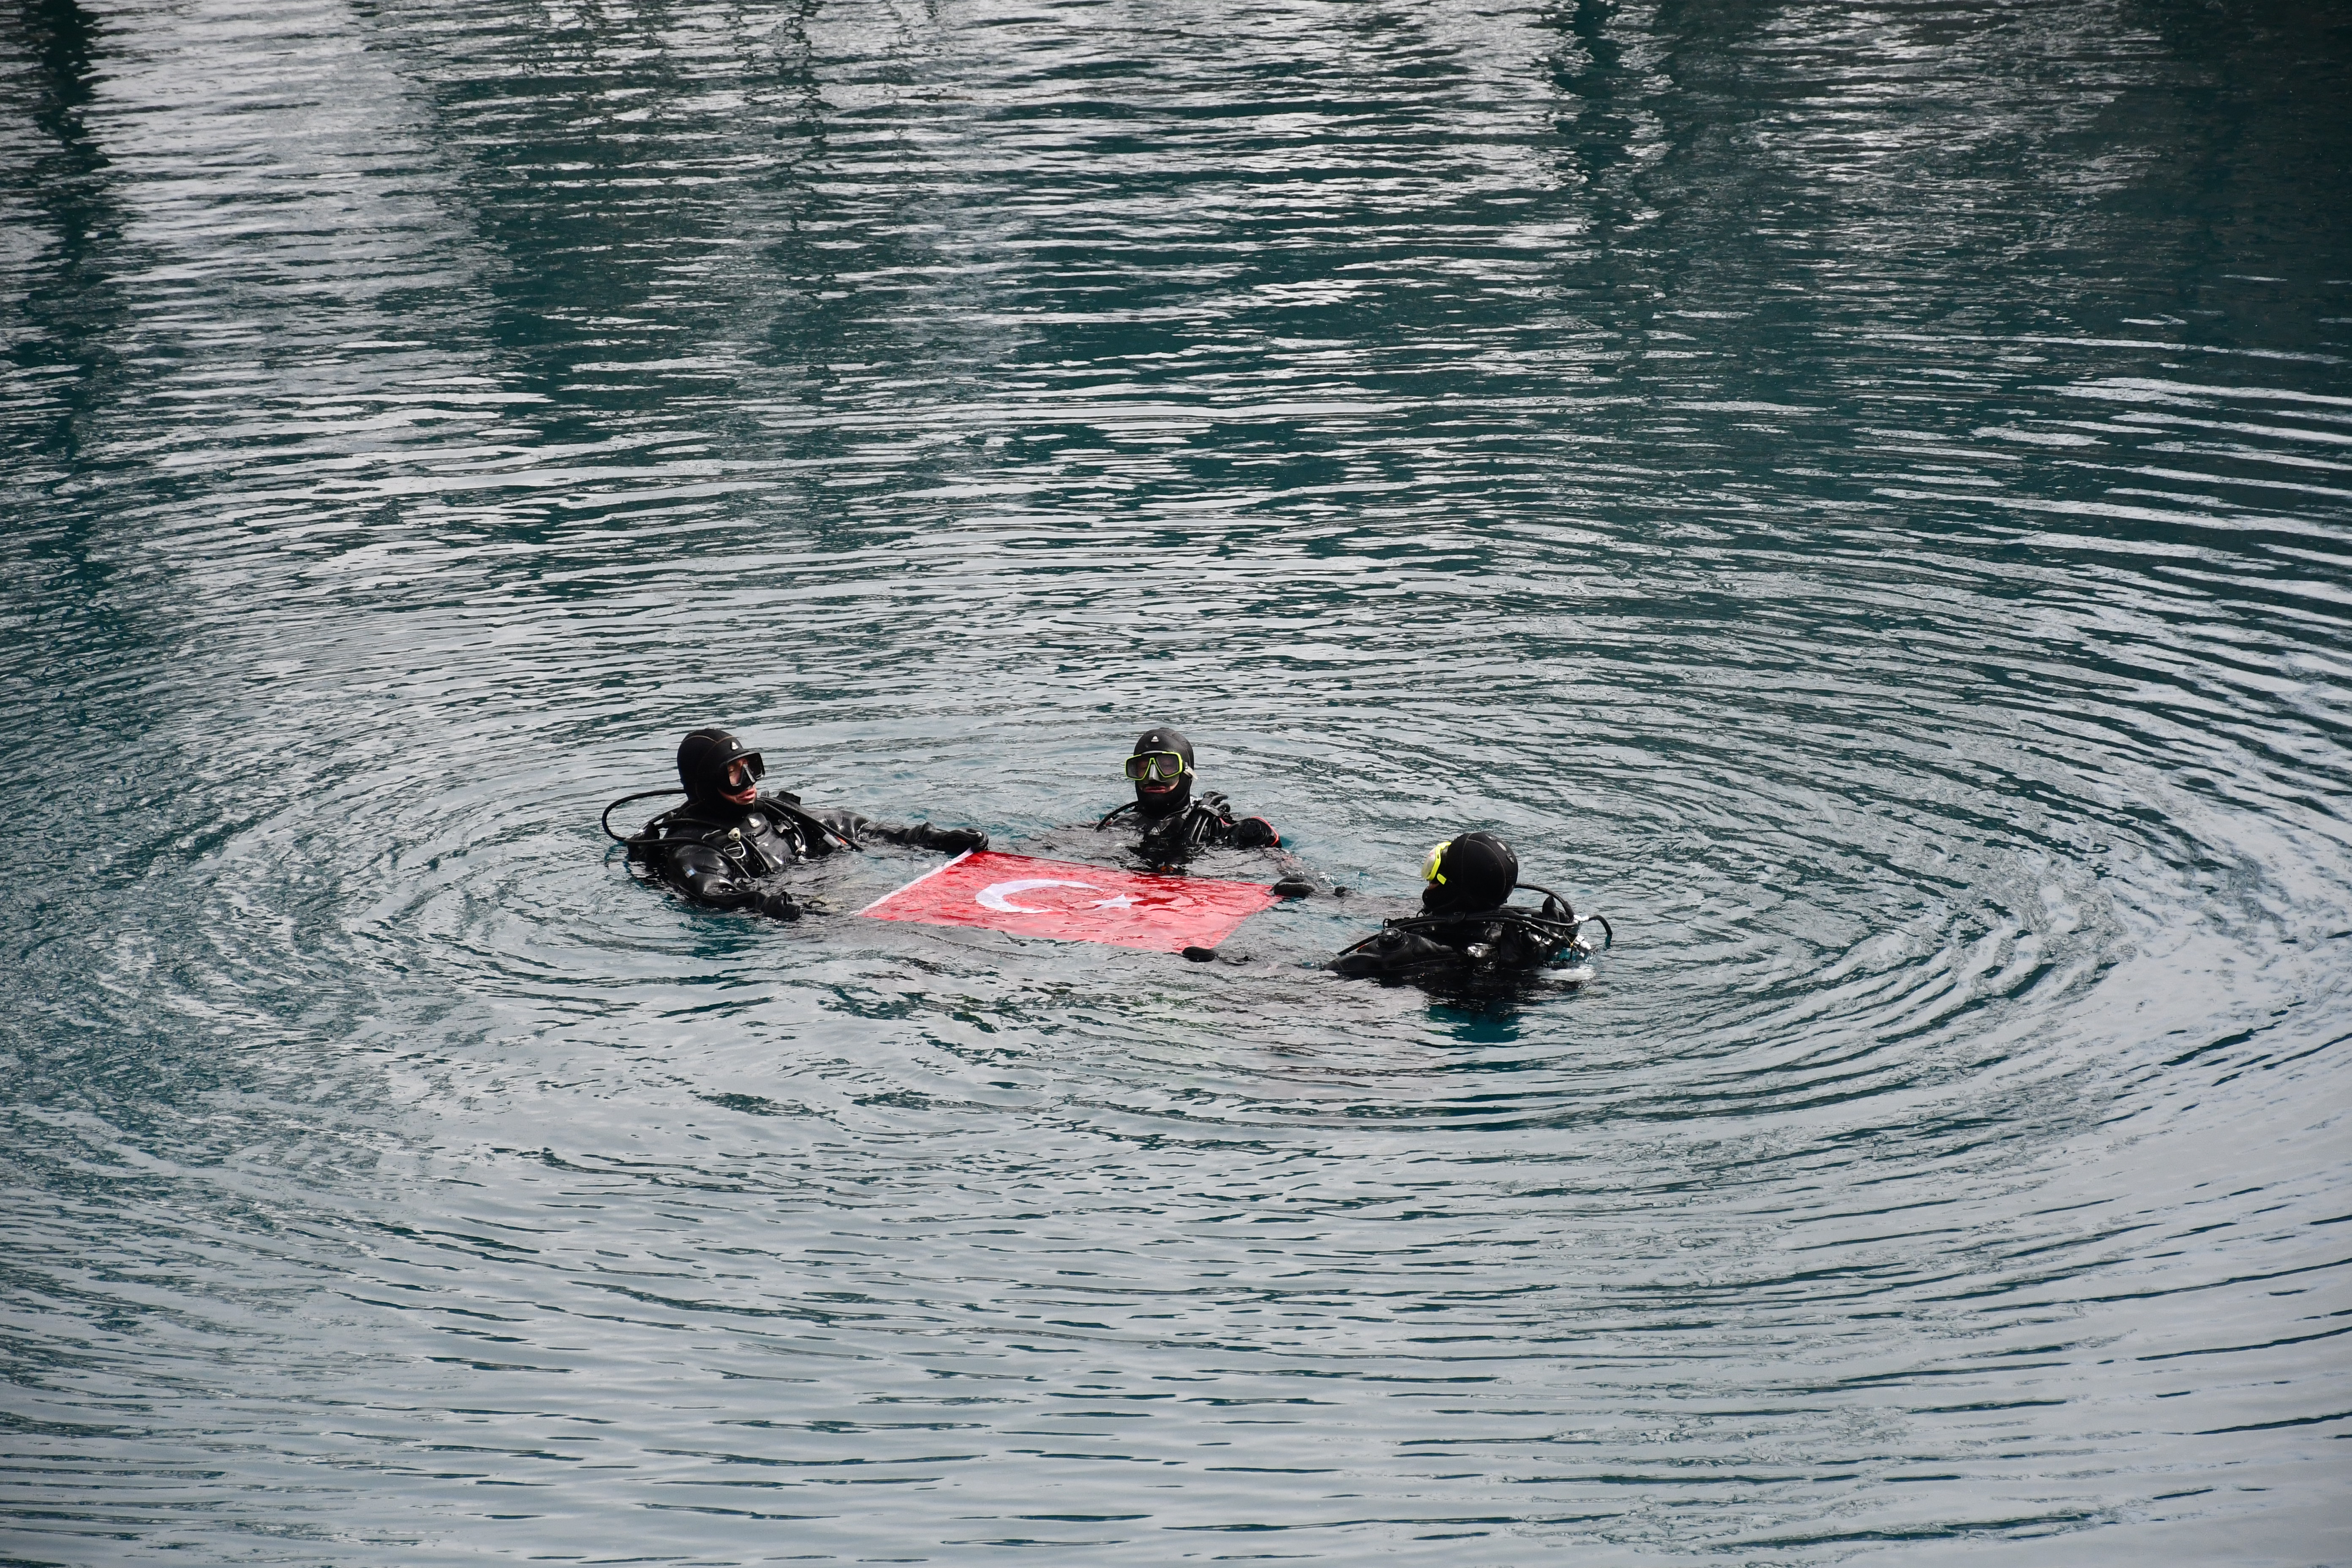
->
[[859, 850, 1277, 954]]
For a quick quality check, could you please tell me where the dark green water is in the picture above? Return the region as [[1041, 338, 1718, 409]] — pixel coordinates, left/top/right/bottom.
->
[[4, 0, 2349, 1562]]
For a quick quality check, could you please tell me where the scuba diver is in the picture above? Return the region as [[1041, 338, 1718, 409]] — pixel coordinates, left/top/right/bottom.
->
[[1325, 831, 1610, 982], [604, 727, 988, 920], [1097, 724, 1314, 895], [1099, 724, 1279, 853]]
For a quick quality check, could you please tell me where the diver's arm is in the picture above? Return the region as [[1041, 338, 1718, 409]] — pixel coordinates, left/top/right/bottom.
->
[[1194, 798, 1289, 855], [1222, 813, 1280, 850], [666, 844, 801, 919], [667, 844, 760, 906], [1192, 806, 1328, 895], [1324, 925, 1458, 979], [812, 808, 987, 855]]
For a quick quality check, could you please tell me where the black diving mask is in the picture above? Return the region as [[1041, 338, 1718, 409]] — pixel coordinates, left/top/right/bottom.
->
[[1124, 751, 1188, 783]]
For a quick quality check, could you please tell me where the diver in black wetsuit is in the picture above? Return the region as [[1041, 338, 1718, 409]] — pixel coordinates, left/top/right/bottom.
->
[[610, 728, 987, 920], [1098, 726, 1278, 852], [1326, 831, 1609, 982], [1096, 725, 1312, 895]]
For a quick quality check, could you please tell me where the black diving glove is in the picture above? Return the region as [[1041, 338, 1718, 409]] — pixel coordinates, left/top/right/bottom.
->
[[1270, 877, 1314, 899], [758, 889, 804, 922], [1230, 817, 1280, 849], [916, 824, 988, 854]]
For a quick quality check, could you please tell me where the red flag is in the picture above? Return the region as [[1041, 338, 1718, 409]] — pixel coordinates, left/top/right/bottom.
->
[[859, 850, 1277, 954]]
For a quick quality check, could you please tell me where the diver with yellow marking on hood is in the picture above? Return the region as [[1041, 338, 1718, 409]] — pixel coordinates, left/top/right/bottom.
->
[[1326, 831, 1610, 981]]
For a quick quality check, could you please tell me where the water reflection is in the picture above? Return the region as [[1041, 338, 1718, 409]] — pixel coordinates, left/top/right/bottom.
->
[[7, 0, 123, 478]]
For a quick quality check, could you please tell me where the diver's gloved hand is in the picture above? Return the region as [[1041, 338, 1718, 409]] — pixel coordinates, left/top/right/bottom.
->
[[916, 824, 988, 854], [758, 889, 804, 922], [1230, 817, 1280, 849], [1271, 877, 1314, 899]]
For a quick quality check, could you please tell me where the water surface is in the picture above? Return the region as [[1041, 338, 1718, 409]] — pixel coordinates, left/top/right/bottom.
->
[[3, 0, 2349, 1561]]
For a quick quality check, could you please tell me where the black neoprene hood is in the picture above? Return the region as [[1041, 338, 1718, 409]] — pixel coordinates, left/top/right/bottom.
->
[[678, 727, 763, 803], [1424, 831, 1519, 913]]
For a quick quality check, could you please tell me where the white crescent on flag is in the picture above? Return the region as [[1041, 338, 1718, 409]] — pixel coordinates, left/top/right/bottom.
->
[[975, 877, 1100, 914], [860, 850, 1278, 954]]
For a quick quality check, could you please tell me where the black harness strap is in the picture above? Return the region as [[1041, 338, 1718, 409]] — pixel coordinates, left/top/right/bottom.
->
[[1335, 904, 1596, 960]]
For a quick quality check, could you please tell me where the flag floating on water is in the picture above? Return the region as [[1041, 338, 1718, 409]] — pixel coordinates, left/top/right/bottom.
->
[[860, 850, 1276, 953]]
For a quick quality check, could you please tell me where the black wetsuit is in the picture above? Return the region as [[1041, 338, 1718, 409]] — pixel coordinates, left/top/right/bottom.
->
[[1326, 904, 1591, 982], [632, 792, 977, 915], [1098, 791, 1280, 859]]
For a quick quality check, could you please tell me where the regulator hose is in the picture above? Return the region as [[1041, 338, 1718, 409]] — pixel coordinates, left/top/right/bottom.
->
[[602, 787, 684, 843], [1515, 881, 1576, 925]]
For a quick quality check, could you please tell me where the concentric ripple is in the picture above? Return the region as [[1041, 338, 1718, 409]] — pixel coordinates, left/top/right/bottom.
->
[[3, 0, 2348, 1562]]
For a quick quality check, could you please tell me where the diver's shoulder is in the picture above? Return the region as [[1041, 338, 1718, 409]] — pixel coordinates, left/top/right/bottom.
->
[[640, 804, 710, 838]]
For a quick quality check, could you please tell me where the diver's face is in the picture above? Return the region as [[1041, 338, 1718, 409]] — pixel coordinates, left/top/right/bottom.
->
[[721, 758, 760, 807]]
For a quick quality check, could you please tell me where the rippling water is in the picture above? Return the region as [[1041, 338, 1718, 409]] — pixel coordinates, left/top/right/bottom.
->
[[4, 0, 2349, 1561]]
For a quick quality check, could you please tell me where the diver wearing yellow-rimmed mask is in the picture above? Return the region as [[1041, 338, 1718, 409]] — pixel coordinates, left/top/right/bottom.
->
[[1097, 724, 1287, 860]]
